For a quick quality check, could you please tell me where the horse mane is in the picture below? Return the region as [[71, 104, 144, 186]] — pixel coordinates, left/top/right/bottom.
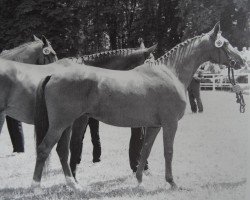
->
[[69, 48, 140, 64], [151, 33, 207, 68], [0, 40, 42, 57]]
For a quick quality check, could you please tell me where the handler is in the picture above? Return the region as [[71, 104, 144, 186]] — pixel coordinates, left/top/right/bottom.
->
[[187, 70, 204, 113]]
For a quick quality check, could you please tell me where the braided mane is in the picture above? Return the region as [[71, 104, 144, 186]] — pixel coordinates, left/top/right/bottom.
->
[[69, 48, 140, 64], [0, 40, 42, 57], [151, 33, 206, 66]]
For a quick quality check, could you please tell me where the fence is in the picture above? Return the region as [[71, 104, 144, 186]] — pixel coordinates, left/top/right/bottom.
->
[[200, 73, 250, 91]]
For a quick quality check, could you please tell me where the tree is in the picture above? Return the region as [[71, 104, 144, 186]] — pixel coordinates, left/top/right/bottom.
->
[[0, 0, 82, 58], [177, 0, 250, 49], [1, 0, 248, 59]]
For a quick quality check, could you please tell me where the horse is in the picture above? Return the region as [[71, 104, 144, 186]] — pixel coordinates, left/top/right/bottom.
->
[[32, 22, 245, 191], [69, 41, 157, 179], [0, 35, 57, 64], [0, 35, 58, 152]]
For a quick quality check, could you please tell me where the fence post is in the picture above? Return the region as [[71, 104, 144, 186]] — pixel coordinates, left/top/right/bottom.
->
[[213, 74, 215, 91]]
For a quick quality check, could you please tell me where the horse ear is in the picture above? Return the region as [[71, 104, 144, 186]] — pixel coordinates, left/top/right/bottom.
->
[[138, 38, 145, 49], [143, 43, 157, 59], [210, 22, 221, 39], [33, 35, 41, 41], [146, 43, 157, 53], [41, 35, 49, 47]]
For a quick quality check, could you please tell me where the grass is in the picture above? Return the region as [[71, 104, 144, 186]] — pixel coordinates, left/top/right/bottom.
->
[[0, 91, 248, 200]]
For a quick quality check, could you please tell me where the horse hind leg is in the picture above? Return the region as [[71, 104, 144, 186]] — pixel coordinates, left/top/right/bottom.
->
[[162, 121, 178, 189], [136, 127, 161, 184], [32, 124, 66, 188], [56, 126, 83, 191]]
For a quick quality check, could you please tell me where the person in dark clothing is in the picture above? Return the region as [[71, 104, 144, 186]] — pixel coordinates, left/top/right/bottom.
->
[[88, 118, 101, 162], [0, 115, 24, 153], [70, 116, 101, 164], [129, 127, 148, 172], [6, 116, 24, 152], [187, 70, 203, 113], [128, 38, 153, 173]]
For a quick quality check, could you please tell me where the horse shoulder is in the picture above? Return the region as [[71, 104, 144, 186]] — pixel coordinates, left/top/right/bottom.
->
[[150, 67, 186, 119]]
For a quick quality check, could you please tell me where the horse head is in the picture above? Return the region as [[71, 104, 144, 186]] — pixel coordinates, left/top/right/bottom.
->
[[207, 22, 245, 70], [34, 35, 58, 64]]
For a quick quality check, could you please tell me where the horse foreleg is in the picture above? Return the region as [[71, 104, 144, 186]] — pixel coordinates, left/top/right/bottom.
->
[[56, 126, 82, 191], [70, 115, 88, 180], [56, 126, 72, 177], [136, 127, 160, 184], [163, 121, 178, 189]]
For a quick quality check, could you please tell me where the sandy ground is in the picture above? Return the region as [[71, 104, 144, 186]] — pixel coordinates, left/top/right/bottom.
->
[[0, 91, 249, 200]]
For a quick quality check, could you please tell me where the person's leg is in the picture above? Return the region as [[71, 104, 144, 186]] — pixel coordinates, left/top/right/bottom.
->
[[193, 85, 203, 112], [188, 91, 197, 113], [0, 113, 5, 134], [70, 115, 88, 179], [6, 116, 24, 152], [196, 97, 203, 112], [136, 127, 160, 183], [88, 118, 101, 163], [129, 127, 148, 172]]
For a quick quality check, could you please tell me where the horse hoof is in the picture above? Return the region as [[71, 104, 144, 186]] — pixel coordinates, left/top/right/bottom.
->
[[143, 170, 152, 177], [165, 182, 178, 191], [66, 176, 83, 193], [73, 183, 84, 193], [165, 183, 191, 192], [31, 180, 40, 188], [31, 181, 43, 195], [171, 184, 178, 191], [137, 182, 145, 188]]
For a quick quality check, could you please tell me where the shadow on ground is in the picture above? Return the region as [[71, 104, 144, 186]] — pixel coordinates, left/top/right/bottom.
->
[[0, 177, 246, 200]]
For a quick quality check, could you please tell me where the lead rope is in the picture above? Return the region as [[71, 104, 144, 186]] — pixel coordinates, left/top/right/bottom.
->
[[227, 65, 246, 113], [216, 31, 246, 113]]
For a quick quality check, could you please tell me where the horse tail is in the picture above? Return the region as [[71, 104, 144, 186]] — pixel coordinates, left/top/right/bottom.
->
[[34, 75, 52, 174], [34, 75, 51, 151]]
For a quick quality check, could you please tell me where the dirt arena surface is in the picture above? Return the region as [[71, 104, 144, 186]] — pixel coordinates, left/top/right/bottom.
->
[[0, 91, 248, 200]]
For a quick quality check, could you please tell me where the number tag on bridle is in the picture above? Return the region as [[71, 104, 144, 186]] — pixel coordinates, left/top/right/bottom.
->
[[215, 31, 224, 48], [43, 47, 51, 55]]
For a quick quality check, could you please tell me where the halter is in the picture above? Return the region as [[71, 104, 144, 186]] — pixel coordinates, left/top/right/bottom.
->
[[216, 32, 245, 113], [42, 47, 54, 64]]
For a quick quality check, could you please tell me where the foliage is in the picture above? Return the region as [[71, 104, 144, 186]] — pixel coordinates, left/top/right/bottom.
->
[[0, 0, 249, 58], [177, 0, 250, 49]]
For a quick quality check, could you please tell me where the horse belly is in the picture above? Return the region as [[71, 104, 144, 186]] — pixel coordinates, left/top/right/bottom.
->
[[90, 94, 161, 127], [5, 85, 36, 124]]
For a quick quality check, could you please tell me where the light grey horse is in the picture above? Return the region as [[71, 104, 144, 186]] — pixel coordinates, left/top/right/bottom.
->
[[32, 23, 244, 191]]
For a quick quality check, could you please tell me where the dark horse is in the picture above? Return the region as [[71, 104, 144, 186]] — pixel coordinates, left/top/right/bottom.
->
[[69, 41, 157, 178], [0, 35, 57, 152], [0, 35, 155, 177], [32, 23, 245, 191]]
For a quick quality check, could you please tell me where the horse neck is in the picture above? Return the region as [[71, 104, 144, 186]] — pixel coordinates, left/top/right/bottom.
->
[[157, 35, 210, 89], [0, 42, 42, 64]]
